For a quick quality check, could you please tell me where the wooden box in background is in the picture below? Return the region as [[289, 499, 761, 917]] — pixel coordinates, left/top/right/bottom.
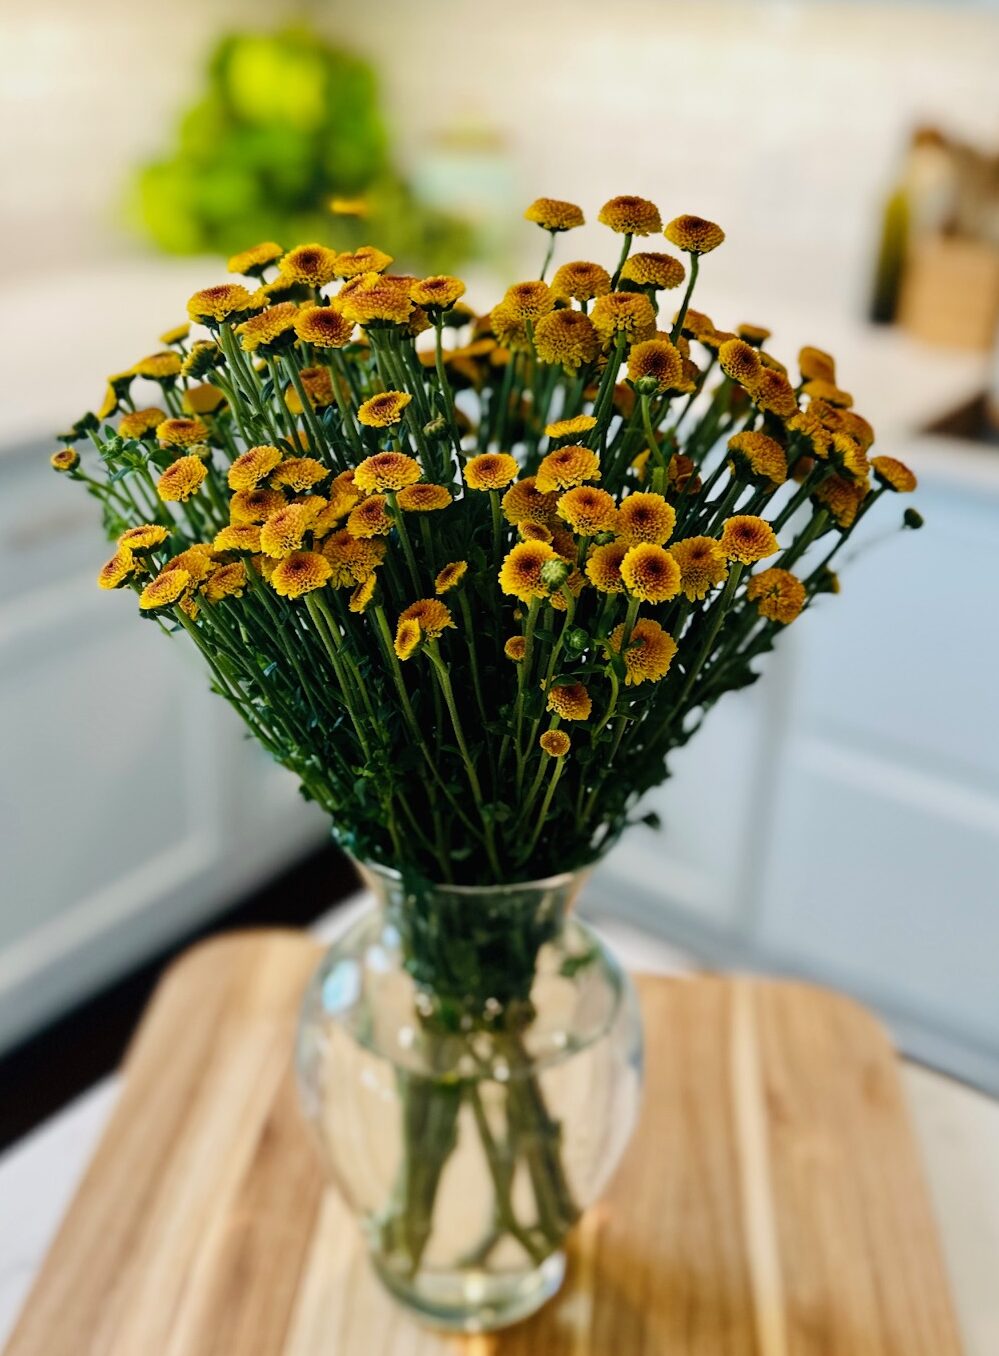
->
[[898, 237, 999, 350]]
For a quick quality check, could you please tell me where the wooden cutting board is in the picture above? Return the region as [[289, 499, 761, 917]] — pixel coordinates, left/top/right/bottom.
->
[[4, 931, 962, 1356]]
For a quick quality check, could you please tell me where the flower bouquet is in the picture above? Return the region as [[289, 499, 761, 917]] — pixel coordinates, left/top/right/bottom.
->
[[54, 195, 919, 1330]]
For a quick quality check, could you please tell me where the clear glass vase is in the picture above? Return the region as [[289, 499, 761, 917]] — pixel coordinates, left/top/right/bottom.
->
[[296, 860, 643, 1333]]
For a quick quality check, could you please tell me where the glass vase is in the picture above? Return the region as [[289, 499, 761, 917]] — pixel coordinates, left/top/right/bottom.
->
[[296, 860, 643, 1333]]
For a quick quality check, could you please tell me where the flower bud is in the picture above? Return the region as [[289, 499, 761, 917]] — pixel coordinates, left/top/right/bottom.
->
[[903, 507, 924, 530], [540, 557, 572, 592]]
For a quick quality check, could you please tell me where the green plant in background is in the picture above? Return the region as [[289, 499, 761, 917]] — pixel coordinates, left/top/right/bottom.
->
[[130, 25, 472, 272]]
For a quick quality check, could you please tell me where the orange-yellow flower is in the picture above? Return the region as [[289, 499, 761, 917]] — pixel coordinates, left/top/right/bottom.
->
[[620, 252, 686, 290], [294, 304, 355, 348], [339, 272, 414, 326], [814, 474, 866, 528], [550, 261, 611, 302], [230, 487, 285, 524], [524, 198, 585, 232], [669, 536, 728, 599], [397, 483, 451, 512], [504, 635, 527, 661], [466, 452, 519, 491], [347, 494, 394, 538], [727, 431, 787, 486], [119, 523, 169, 552], [270, 550, 332, 598], [585, 540, 628, 593], [158, 417, 208, 449], [546, 682, 591, 720], [591, 291, 657, 346], [399, 598, 455, 641], [502, 280, 555, 321], [227, 241, 283, 277], [139, 568, 190, 611], [203, 560, 248, 602], [435, 560, 468, 594], [872, 456, 917, 493], [557, 485, 618, 536], [348, 572, 378, 613], [664, 215, 725, 254], [720, 515, 779, 564], [394, 617, 422, 660], [618, 492, 676, 545], [607, 618, 677, 685], [545, 413, 597, 441], [260, 503, 314, 558], [410, 275, 466, 310], [97, 546, 136, 590], [627, 338, 683, 392], [598, 195, 662, 236], [271, 457, 330, 492], [187, 283, 262, 326], [353, 450, 421, 492], [718, 338, 763, 389], [334, 245, 393, 278], [357, 391, 412, 428], [119, 407, 166, 439], [213, 524, 261, 553], [321, 529, 386, 586], [279, 243, 339, 288], [236, 302, 298, 353], [228, 443, 283, 491], [50, 447, 80, 472], [498, 540, 558, 602], [182, 384, 227, 416], [746, 568, 806, 624], [754, 368, 798, 419], [540, 729, 571, 757], [798, 345, 837, 384], [533, 309, 599, 370], [804, 379, 853, 409], [501, 475, 558, 525], [132, 351, 182, 381], [157, 456, 207, 502], [536, 444, 600, 494], [620, 542, 681, 602], [159, 323, 191, 346]]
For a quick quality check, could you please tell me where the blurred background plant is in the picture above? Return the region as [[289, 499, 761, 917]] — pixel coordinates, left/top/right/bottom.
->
[[128, 24, 475, 271]]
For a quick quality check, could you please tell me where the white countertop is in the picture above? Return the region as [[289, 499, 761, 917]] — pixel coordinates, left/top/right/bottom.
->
[[0, 897, 996, 1354]]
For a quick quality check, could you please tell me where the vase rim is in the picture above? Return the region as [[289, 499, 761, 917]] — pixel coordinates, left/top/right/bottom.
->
[[353, 856, 588, 896]]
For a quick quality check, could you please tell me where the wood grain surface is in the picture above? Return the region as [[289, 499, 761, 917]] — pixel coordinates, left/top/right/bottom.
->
[[4, 931, 963, 1355]]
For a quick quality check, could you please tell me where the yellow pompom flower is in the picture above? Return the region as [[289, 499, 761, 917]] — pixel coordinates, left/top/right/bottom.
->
[[334, 245, 393, 279], [831, 433, 870, 486], [618, 492, 676, 545], [718, 338, 763, 389], [502, 281, 555, 321], [347, 494, 394, 538], [399, 598, 455, 641], [620, 252, 686, 290], [466, 452, 520, 491], [213, 524, 261, 553], [814, 474, 866, 528], [551, 261, 611, 302], [183, 384, 226, 416], [540, 728, 572, 757], [620, 542, 681, 602], [97, 545, 136, 590], [159, 323, 191, 346], [664, 215, 725, 254], [488, 301, 531, 352], [585, 540, 628, 593], [504, 636, 527, 661], [394, 617, 422, 660], [50, 447, 80, 472], [410, 275, 466, 310], [321, 530, 385, 586], [519, 521, 554, 543], [557, 485, 618, 536], [737, 323, 771, 346], [354, 452, 421, 493], [500, 476, 558, 526], [524, 198, 585, 232], [545, 413, 597, 441], [119, 523, 169, 552], [271, 457, 330, 492], [397, 483, 451, 512], [804, 379, 853, 409], [338, 272, 414, 326], [871, 455, 917, 493], [236, 302, 298, 352], [294, 304, 355, 348], [798, 345, 837, 384], [746, 568, 806, 624], [157, 455, 207, 502], [139, 568, 190, 611], [187, 283, 262, 326], [627, 338, 683, 392], [228, 444, 283, 491], [499, 540, 558, 602], [357, 391, 412, 429], [536, 444, 601, 494], [533, 309, 599, 370], [119, 407, 166, 439], [607, 617, 678, 685], [279, 243, 340, 288], [754, 368, 799, 419], [260, 503, 312, 558], [727, 431, 788, 487], [230, 487, 285, 524], [158, 417, 209, 449], [133, 351, 182, 381], [720, 515, 780, 564], [591, 291, 657, 346], [435, 560, 468, 594], [547, 682, 592, 721], [203, 560, 248, 603], [348, 572, 378, 613], [549, 566, 586, 611], [270, 550, 332, 598], [598, 195, 662, 236], [669, 536, 728, 600], [839, 410, 876, 451], [227, 241, 283, 277]]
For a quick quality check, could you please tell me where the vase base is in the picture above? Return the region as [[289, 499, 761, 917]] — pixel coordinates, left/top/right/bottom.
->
[[371, 1249, 566, 1333]]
